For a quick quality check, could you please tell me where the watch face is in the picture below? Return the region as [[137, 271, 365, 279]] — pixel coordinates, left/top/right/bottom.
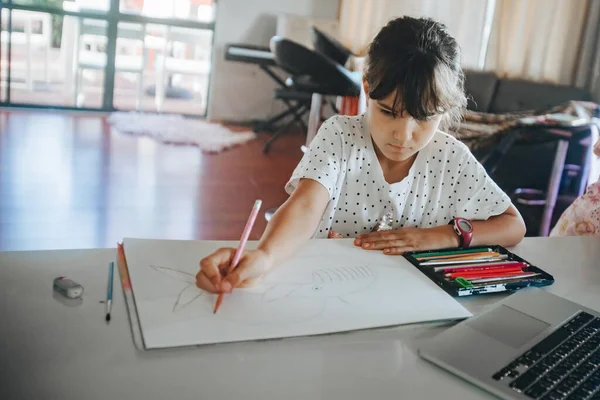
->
[[458, 219, 473, 232]]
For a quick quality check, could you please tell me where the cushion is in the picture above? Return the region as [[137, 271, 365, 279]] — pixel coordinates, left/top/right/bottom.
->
[[464, 70, 499, 112]]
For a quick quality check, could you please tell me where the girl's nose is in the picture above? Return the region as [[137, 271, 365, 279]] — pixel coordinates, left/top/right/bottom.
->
[[392, 118, 415, 142]]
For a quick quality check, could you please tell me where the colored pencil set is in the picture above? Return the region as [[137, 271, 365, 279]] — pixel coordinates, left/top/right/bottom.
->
[[409, 247, 542, 290]]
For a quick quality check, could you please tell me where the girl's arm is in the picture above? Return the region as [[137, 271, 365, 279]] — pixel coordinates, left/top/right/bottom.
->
[[424, 204, 526, 249], [196, 178, 330, 293], [258, 178, 330, 265], [466, 204, 526, 247], [356, 205, 526, 254]]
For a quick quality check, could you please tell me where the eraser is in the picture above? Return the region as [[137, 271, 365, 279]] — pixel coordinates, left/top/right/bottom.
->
[[53, 277, 84, 299]]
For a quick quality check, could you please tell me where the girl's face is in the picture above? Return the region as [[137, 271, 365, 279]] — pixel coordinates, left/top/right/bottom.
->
[[364, 81, 443, 163]]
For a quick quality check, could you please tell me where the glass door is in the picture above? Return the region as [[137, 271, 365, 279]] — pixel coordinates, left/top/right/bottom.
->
[[0, 0, 215, 115]]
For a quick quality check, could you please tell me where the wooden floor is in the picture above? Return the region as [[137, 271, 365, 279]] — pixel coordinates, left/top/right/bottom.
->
[[0, 110, 305, 251]]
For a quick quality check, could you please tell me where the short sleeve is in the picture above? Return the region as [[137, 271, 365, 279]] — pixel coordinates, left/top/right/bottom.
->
[[285, 117, 343, 198], [451, 148, 512, 220]]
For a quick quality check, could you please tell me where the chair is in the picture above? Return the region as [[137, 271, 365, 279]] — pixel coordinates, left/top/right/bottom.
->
[[72, 19, 147, 109], [270, 36, 360, 100], [264, 36, 361, 153], [224, 43, 310, 135], [310, 26, 361, 121], [264, 37, 362, 221], [483, 125, 596, 236], [224, 43, 305, 134], [310, 26, 353, 67]]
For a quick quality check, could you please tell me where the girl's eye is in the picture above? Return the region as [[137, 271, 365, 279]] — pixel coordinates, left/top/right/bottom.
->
[[380, 108, 394, 117]]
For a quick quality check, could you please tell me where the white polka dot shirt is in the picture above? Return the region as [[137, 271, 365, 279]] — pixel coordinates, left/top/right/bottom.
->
[[285, 114, 512, 238]]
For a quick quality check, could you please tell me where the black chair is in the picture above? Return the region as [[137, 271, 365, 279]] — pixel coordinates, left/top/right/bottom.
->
[[263, 36, 361, 153], [310, 26, 354, 67], [270, 36, 360, 99], [224, 43, 309, 134], [310, 26, 356, 117], [263, 36, 362, 221], [258, 88, 312, 135]]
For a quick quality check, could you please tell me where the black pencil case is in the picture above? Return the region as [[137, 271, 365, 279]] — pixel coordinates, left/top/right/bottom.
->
[[403, 245, 555, 297]]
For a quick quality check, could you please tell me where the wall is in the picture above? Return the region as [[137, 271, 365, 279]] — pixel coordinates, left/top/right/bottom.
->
[[207, 0, 339, 122]]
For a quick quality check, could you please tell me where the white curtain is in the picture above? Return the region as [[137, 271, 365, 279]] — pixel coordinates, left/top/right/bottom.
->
[[338, 0, 491, 69], [574, 0, 600, 101], [484, 0, 589, 85]]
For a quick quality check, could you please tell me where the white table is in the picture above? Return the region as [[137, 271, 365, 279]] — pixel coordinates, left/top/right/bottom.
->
[[1, 237, 599, 400]]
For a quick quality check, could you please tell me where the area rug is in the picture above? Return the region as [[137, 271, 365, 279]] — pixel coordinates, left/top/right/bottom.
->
[[107, 112, 257, 153]]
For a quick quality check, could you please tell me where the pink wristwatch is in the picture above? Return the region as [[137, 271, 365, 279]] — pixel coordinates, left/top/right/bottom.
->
[[450, 217, 473, 248]]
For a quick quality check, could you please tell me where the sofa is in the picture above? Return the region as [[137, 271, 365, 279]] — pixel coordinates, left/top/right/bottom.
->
[[463, 70, 594, 236], [464, 70, 592, 114]]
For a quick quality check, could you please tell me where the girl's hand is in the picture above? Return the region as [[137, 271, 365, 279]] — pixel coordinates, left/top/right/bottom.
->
[[196, 248, 273, 293], [354, 227, 459, 255]]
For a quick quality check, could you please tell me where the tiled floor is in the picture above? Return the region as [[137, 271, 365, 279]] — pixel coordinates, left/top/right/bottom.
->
[[0, 109, 305, 251]]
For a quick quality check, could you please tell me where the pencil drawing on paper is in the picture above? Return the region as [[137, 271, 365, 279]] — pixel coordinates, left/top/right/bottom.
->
[[150, 265, 203, 312], [261, 265, 376, 304], [149, 264, 377, 317]]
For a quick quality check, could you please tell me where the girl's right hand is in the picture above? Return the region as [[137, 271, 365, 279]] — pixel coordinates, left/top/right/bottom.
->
[[196, 248, 273, 293]]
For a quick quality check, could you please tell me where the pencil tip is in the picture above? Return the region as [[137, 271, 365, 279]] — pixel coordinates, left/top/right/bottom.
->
[[105, 314, 111, 322]]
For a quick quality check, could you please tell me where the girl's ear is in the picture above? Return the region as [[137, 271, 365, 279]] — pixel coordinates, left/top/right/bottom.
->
[[362, 77, 370, 99], [362, 78, 370, 111]]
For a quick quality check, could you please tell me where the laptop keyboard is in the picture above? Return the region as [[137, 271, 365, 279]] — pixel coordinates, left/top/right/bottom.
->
[[492, 311, 600, 400]]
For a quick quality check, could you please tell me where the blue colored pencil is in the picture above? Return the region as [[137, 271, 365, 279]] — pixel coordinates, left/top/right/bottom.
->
[[105, 261, 114, 322]]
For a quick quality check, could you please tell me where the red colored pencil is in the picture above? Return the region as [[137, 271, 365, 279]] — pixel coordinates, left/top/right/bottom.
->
[[447, 268, 526, 280], [438, 261, 528, 274]]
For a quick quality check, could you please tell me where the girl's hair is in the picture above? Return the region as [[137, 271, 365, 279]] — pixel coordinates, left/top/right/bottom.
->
[[364, 16, 467, 128]]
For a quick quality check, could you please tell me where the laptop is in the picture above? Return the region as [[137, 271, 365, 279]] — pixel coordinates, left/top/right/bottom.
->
[[418, 288, 600, 400]]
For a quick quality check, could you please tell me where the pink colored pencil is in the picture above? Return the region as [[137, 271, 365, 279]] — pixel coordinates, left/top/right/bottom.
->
[[213, 199, 262, 314]]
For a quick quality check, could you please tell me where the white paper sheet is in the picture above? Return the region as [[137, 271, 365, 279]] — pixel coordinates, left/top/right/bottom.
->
[[124, 238, 472, 349]]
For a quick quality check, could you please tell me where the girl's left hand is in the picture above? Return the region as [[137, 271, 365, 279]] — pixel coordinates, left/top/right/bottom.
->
[[354, 228, 455, 255]]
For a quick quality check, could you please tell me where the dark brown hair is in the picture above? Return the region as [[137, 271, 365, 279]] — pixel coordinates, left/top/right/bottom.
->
[[364, 16, 467, 127]]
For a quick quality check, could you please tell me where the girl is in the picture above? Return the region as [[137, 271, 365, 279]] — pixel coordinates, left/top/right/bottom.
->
[[196, 16, 526, 293], [550, 135, 600, 236]]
